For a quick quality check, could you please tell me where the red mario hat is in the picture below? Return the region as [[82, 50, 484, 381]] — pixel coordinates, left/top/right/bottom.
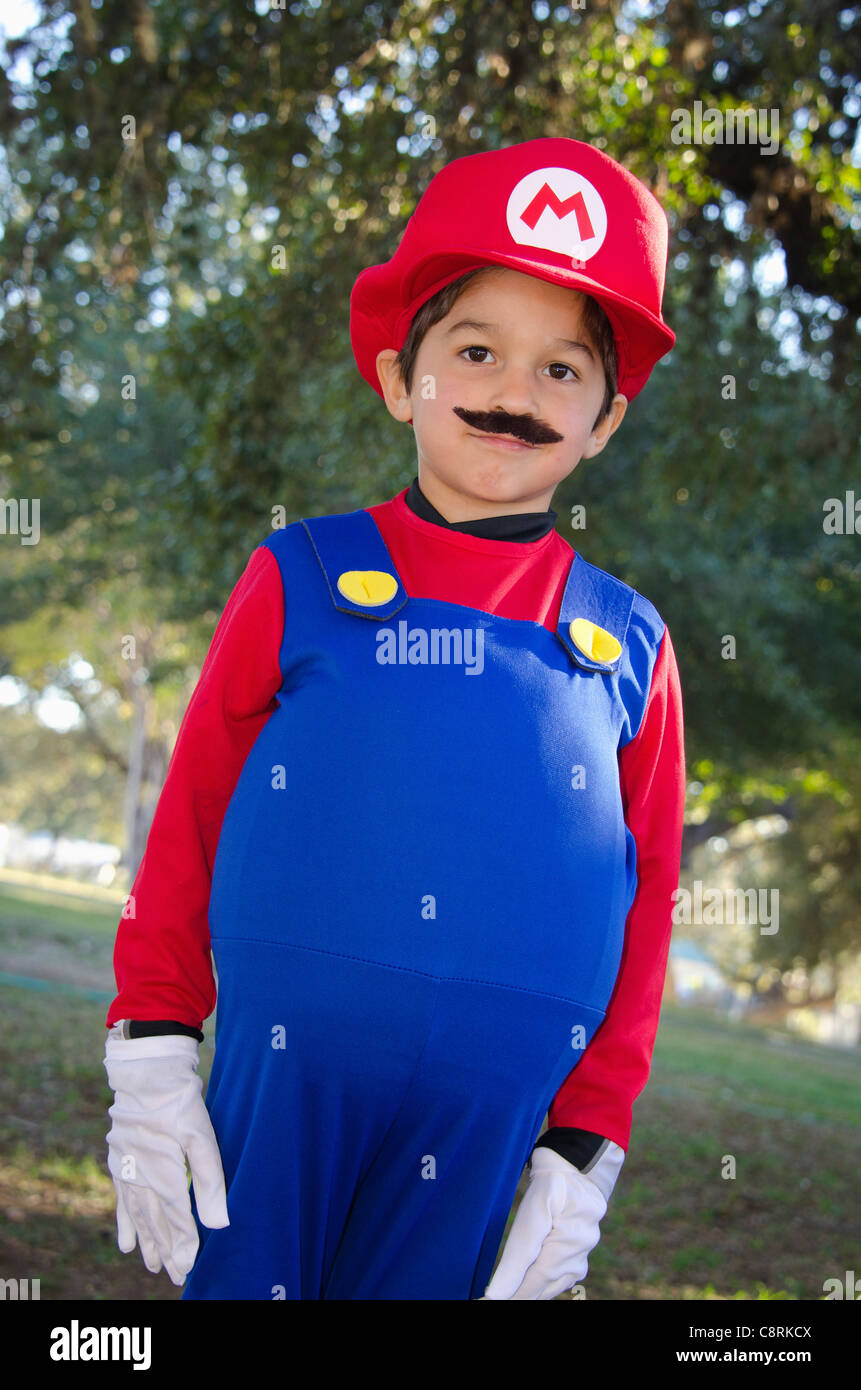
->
[[350, 137, 675, 403]]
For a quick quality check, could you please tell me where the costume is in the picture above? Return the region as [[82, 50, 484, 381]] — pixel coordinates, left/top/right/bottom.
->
[[104, 137, 685, 1300]]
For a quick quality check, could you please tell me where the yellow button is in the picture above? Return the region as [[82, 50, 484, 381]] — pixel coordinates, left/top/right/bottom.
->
[[336, 569, 399, 606], [569, 617, 622, 664]]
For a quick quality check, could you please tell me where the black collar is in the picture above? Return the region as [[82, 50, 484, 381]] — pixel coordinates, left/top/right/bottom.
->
[[405, 476, 557, 542]]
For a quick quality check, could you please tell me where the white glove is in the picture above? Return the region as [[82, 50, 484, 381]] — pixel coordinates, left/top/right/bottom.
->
[[103, 1030, 229, 1286], [482, 1140, 625, 1300]]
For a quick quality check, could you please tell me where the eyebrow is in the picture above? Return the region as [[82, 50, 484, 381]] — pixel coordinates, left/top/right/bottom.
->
[[444, 318, 595, 359]]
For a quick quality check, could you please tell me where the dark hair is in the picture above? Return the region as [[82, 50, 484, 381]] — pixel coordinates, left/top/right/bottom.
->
[[393, 266, 619, 429]]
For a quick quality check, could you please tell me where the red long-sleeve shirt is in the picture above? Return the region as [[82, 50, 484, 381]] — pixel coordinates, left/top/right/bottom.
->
[[107, 485, 685, 1152]]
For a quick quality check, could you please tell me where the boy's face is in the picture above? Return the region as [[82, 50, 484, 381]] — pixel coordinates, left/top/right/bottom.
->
[[376, 266, 628, 521]]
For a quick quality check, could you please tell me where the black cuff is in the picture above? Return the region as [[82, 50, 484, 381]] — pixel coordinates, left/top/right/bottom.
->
[[126, 1019, 205, 1044], [533, 1126, 607, 1170]]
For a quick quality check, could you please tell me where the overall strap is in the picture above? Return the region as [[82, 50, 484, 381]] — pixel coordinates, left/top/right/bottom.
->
[[302, 508, 636, 673], [555, 552, 637, 674], [301, 508, 409, 620]]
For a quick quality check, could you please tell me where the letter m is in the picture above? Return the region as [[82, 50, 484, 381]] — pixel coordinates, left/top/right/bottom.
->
[[520, 184, 595, 240], [0, 1278, 22, 1299]]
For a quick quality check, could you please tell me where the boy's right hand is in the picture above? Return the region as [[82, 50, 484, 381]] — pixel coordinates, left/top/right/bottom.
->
[[103, 1032, 229, 1286]]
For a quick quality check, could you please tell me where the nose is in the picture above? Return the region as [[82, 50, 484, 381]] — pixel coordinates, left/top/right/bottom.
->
[[487, 361, 542, 420]]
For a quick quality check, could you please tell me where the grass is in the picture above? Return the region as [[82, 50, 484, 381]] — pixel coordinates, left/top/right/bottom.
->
[[0, 872, 858, 1300]]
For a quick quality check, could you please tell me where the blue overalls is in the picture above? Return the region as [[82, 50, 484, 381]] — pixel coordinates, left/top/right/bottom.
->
[[182, 506, 664, 1300]]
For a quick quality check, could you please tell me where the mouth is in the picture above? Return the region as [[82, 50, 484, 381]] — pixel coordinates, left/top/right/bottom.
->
[[467, 430, 537, 451]]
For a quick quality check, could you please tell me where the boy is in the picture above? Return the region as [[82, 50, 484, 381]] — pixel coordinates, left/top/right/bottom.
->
[[103, 137, 685, 1300]]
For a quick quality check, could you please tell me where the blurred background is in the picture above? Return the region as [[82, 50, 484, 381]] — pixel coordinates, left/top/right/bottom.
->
[[0, 0, 858, 1300]]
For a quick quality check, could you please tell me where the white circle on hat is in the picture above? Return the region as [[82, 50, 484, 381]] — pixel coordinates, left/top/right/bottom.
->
[[505, 166, 608, 263]]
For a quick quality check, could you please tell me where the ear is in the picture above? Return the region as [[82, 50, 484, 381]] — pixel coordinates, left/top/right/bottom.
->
[[581, 394, 628, 459], [376, 349, 413, 424]]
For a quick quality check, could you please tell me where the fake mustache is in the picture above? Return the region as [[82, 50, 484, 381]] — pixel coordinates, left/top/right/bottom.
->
[[452, 406, 563, 446]]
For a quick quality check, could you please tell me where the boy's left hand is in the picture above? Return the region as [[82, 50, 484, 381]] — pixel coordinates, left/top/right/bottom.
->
[[481, 1142, 624, 1300]]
